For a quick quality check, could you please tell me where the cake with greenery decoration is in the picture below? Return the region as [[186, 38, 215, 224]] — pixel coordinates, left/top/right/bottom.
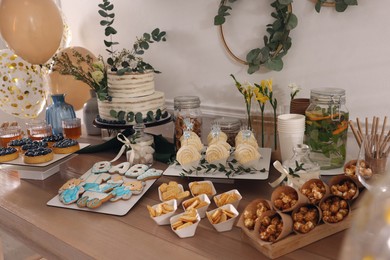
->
[[96, 0, 168, 125]]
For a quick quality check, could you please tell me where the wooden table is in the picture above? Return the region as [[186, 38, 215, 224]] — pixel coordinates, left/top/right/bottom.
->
[[0, 138, 348, 260]]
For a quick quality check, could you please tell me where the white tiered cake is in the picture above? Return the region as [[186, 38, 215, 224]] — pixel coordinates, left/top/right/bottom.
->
[[97, 71, 166, 124]]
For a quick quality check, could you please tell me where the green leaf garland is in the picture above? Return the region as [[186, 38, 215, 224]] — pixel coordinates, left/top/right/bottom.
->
[[214, 0, 297, 74]]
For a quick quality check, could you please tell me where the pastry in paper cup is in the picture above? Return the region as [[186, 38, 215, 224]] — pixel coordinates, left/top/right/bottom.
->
[[271, 185, 308, 213], [234, 143, 261, 167], [180, 137, 203, 152], [319, 195, 351, 225], [254, 210, 293, 244], [300, 178, 330, 205], [329, 175, 359, 201], [176, 145, 201, 171], [291, 203, 321, 234], [208, 139, 231, 151], [240, 198, 272, 231], [207, 131, 228, 145], [205, 144, 230, 166], [182, 194, 211, 218], [235, 130, 256, 145]]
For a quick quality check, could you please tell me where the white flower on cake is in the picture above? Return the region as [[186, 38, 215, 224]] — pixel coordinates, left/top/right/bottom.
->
[[205, 144, 230, 164], [234, 143, 261, 165]]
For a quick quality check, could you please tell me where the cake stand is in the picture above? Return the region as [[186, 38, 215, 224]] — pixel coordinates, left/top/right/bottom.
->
[[78, 113, 172, 154]]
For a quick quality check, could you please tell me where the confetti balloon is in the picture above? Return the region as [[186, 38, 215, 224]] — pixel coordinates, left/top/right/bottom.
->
[[0, 0, 63, 64], [0, 49, 49, 119]]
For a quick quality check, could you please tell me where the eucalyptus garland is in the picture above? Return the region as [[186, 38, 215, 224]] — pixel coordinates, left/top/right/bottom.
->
[[314, 0, 358, 13], [214, 0, 298, 74]]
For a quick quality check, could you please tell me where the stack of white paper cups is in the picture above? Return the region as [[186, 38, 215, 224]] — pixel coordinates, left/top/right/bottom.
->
[[277, 114, 306, 162]]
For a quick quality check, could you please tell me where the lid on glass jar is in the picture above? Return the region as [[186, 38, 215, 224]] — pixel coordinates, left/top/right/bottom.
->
[[213, 117, 241, 131], [174, 96, 201, 109], [310, 87, 346, 105]]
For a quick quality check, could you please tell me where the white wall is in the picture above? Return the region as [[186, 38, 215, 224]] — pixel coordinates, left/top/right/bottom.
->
[[1, 0, 389, 128]]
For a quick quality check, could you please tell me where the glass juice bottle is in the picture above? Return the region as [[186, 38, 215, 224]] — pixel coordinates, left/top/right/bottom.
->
[[305, 88, 349, 170]]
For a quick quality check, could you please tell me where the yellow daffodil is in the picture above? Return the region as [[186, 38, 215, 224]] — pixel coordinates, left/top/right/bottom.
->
[[254, 88, 269, 104]]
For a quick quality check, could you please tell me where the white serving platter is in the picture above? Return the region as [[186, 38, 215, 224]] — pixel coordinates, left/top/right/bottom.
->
[[164, 147, 271, 180], [2, 143, 90, 167], [47, 167, 157, 216], [0, 143, 90, 180]]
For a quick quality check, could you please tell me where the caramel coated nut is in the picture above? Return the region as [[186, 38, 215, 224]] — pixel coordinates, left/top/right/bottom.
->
[[292, 206, 319, 234], [301, 181, 327, 204], [258, 214, 283, 242], [273, 192, 298, 211], [330, 180, 357, 200], [320, 196, 349, 224], [243, 201, 271, 230]]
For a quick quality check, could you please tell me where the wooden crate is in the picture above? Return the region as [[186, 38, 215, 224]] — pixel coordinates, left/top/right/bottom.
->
[[237, 209, 356, 259]]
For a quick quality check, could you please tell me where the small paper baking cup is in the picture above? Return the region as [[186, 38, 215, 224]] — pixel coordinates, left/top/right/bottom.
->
[[254, 210, 293, 244], [206, 204, 239, 232], [271, 185, 308, 213], [291, 203, 322, 234], [329, 175, 359, 201], [213, 189, 242, 208], [182, 194, 210, 218], [300, 178, 330, 205], [149, 199, 178, 225]]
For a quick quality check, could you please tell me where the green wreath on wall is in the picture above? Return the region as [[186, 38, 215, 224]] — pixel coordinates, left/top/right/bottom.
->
[[214, 0, 298, 74], [312, 0, 358, 13]]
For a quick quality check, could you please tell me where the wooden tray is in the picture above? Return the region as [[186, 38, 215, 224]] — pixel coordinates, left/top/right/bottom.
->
[[236, 208, 357, 259]]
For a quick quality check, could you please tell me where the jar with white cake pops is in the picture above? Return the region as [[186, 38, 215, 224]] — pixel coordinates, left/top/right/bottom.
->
[[128, 123, 155, 167]]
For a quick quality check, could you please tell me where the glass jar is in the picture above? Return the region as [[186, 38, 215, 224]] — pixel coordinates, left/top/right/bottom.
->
[[173, 96, 202, 151], [305, 88, 349, 170], [129, 123, 154, 167], [283, 144, 321, 189], [213, 117, 241, 147]]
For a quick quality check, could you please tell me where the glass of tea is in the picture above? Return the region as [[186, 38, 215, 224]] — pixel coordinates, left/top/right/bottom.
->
[[0, 125, 22, 147], [29, 124, 53, 140], [62, 118, 82, 139]]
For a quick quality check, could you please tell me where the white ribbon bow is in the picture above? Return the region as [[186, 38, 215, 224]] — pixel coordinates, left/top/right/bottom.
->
[[110, 133, 134, 164], [269, 160, 301, 188]]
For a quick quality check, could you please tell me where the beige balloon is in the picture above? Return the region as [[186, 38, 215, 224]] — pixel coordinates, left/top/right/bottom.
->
[[0, 0, 64, 64], [49, 46, 98, 111]]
